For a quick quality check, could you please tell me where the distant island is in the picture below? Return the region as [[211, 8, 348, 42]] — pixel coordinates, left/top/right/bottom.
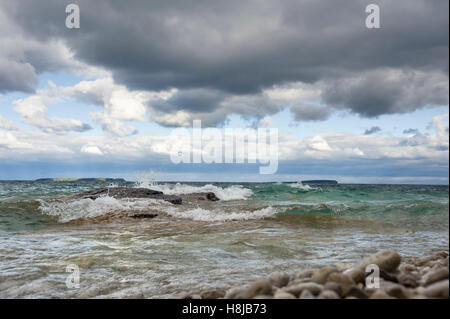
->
[[301, 180, 338, 184], [35, 178, 126, 182]]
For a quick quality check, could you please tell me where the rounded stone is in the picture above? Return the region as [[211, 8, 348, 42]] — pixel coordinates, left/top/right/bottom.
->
[[200, 288, 226, 299], [274, 291, 296, 299], [423, 280, 449, 299], [311, 266, 340, 284], [423, 268, 449, 286], [268, 272, 290, 288], [282, 282, 323, 297], [327, 272, 355, 295], [318, 290, 340, 299], [324, 282, 343, 297], [346, 250, 401, 283], [237, 279, 273, 298], [299, 289, 315, 299], [369, 290, 394, 299]]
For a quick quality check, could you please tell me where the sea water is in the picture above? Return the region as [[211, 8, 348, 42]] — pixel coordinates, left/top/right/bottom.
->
[[0, 180, 448, 298]]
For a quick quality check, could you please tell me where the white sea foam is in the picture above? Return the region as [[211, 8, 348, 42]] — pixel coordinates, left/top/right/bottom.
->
[[288, 182, 319, 191], [162, 206, 279, 222], [38, 196, 168, 222], [140, 183, 253, 201]]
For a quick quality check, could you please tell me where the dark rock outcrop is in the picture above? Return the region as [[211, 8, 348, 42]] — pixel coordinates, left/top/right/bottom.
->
[[69, 187, 221, 205], [70, 187, 182, 204], [180, 192, 220, 201]]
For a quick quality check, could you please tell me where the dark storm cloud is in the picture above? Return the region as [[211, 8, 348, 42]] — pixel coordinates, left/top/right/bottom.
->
[[364, 126, 381, 135], [322, 69, 449, 117], [152, 89, 226, 113], [290, 103, 332, 122], [0, 0, 448, 120]]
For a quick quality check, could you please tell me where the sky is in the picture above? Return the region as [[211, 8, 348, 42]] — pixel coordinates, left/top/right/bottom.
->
[[0, 0, 448, 183]]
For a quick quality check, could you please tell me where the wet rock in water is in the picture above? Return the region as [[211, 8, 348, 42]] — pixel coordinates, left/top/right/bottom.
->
[[128, 213, 158, 219], [200, 288, 226, 299], [423, 268, 449, 286], [422, 280, 449, 298], [346, 250, 401, 283], [180, 192, 220, 201], [71, 187, 183, 204], [273, 291, 296, 299], [311, 266, 339, 284], [434, 251, 449, 259], [268, 272, 290, 288], [236, 279, 273, 298], [318, 290, 340, 299], [282, 282, 323, 297]]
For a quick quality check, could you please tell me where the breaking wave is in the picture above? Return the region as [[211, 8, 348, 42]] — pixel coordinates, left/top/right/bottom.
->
[[162, 206, 279, 222], [287, 182, 319, 191], [38, 196, 168, 222], [139, 183, 253, 201]]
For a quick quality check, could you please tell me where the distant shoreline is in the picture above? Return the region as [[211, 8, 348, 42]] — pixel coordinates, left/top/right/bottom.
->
[[0, 179, 448, 186]]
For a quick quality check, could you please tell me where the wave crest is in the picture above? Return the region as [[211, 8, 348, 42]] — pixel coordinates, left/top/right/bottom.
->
[[38, 196, 168, 222], [139, 183, 253, 201], [163, 206, 278, 221]]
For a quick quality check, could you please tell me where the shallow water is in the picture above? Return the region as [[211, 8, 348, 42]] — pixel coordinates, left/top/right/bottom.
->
[[0, 180, 448, 298]]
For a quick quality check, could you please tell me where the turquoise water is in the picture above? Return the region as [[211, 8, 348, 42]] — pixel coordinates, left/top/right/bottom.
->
[[0, 181, 448, 298]]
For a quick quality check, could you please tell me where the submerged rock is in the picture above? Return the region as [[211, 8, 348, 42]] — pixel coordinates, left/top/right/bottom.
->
[[128, 213, 158, 219]]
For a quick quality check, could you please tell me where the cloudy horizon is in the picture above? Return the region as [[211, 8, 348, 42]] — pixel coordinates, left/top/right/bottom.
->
[[0, 0, 448, 184]]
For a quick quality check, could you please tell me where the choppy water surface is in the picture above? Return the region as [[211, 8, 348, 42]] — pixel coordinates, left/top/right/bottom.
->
[[0, 180, 448, 298]]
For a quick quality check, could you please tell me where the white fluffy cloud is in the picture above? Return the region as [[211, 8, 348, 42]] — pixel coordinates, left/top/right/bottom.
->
[[12, 87, 92, 133], [62, 78, 149, 122], [0, 114, 17, 131], [0, 113, 447, 169], [80, 145, 103, 156]]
